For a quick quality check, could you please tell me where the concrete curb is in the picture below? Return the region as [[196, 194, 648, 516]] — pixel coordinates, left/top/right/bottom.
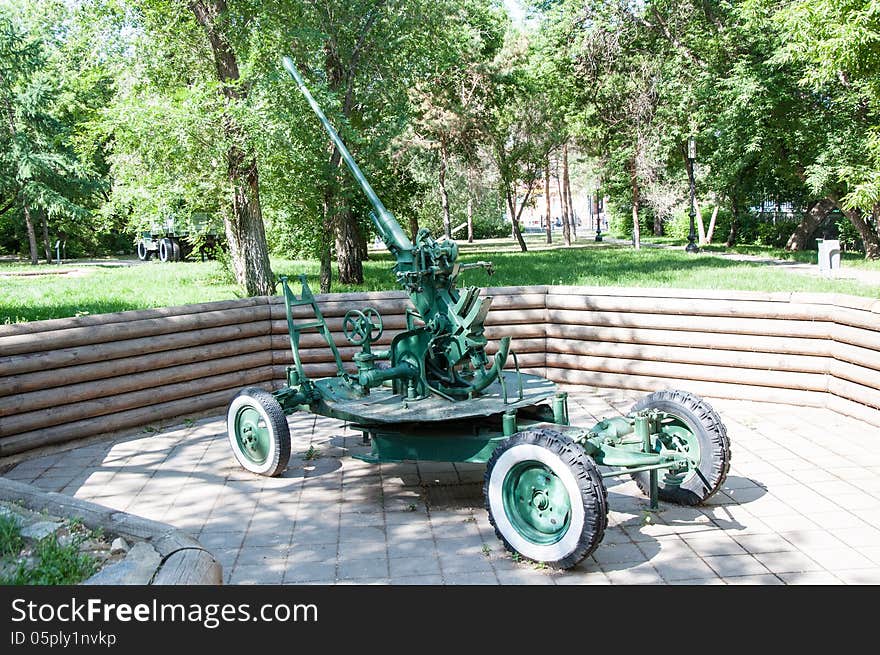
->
[[0, 477, 222, 585]]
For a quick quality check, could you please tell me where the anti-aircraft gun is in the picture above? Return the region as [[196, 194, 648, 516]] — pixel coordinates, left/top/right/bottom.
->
[[224, 56, 732, 569]]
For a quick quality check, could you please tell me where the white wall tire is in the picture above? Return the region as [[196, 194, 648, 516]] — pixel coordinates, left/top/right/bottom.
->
[[227, 387, 291, 477], [484, 429, 607, 569]]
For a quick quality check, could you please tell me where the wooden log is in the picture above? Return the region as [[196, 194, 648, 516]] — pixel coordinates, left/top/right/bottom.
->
[[0, 321, 271, 378], [832, 323, 880, 352], [545, 338, 829, 374], [0, 351, 273, 418], [0, 366, 273, 438], [548, 285, 796, 302], [485, 309, 546, 326], [827, 376, 880, 410], [828, 359, 880, 392], [545, 368, 828, 408], [543, 353, 827, 391], [545, 324, 832, 357], [0, 478, 223, 584], [152, 549, 223, 585], [546, 293, 832, 321], [0, 296, 268, 337], [830, 340, 880, 372], [0, 383, 271, 455], [546, 308, 831, 339], [821, 306, 880, 332], [0, 305, 273, 356], [0, 336, 269, 398], [825, 395, 880, 428]]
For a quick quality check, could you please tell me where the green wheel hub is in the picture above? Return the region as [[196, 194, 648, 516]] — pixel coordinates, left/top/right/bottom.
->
[[502, 461, 572, 545], [657, 421, 701, 487], [234, 407, 271, 465]]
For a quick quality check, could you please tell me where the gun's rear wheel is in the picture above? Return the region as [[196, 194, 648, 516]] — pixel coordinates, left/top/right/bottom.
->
[[484, 429, 607, 569], [227, 387, 291, 477], [629, 390, 731, 505]]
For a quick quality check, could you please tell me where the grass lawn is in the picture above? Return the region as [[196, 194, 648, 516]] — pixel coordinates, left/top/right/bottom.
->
[[2, 236, 878, 323]]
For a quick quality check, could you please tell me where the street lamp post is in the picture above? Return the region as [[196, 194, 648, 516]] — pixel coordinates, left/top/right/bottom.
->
[[685, 136, 699, 253], [594, 192, 602, 242]]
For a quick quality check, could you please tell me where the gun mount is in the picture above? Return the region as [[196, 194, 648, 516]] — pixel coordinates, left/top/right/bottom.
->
[[222, 56, 732, 571], [282, 56, 498, 401]]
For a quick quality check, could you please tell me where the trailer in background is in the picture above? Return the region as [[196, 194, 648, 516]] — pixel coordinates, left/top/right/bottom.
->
[[135, 214, 222, 262]]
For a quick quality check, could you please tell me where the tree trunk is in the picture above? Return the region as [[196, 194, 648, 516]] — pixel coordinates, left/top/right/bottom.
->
[[190, 0, 275, 296], [22, 200, 38, 265], [706, 204, 720, 244], [506, 190, 528, 252], [40, 211, 51, 262], [837, 203, 880, 259], [557, 156, 571, 247], [544, 157, 551, 244], [630, 161, 641, 250], [694, 197, 706, 245], [467, 196, 474, 243], [357, 223, 368, 261], [726, 194, 739, 247], [786, 199, 833, 251], [408, 215, 419, 243], [319, 237, 332, 294], [563, 143, 576, 241], [439, 147, 451, 239], [653, 210, 664, 237], [684, 153, 706, 244], [336, 206, 364, 284], [224, 146, 275, 295]]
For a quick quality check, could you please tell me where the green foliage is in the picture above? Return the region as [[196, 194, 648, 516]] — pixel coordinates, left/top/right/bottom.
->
[[0, 514, 24, 558], [3, 532, 99, 585]]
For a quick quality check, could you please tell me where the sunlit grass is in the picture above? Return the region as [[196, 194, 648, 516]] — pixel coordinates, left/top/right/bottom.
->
[[2, 238, 878, 323]]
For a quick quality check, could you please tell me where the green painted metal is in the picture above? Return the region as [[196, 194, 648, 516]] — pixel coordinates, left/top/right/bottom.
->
[[502, 411, 517, 436], [502, 462, 572, 545], [353, 430, 508, 464], [232, 406, 271, 465], [553, 393, 569, 426]]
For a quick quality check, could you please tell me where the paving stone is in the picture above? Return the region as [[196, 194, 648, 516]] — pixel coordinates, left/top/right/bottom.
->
[[338, 558, 389, 580], [723, 574, 784, 585], [389, 556, 442, 578], [391, 574, 444, 585], [704, 554, 771, 578], [751, 550, 824, 574], [778, 571, 844, 585], [284, 561, 337, 583]]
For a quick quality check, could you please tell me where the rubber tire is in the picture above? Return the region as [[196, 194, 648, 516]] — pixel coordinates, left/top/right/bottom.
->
[[170, 238, 182, 262], [484, 429, 607, 569], [226, 387, 291, 477], [629, 390, 731, 505], [136, 241, 148, 261], [158, 237, 173, 262]]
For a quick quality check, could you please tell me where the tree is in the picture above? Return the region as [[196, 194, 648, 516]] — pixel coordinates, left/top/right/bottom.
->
[[0, 2, 95, 264], [487, 27, 557, 252]]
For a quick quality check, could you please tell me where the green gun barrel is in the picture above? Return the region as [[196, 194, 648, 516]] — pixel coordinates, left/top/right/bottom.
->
[[281, 56, 414, 254]]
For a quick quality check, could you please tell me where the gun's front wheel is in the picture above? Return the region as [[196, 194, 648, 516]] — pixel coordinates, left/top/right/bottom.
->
[[629, 390, 731, 505], [484, 429, 607, 569], [227, 387, 291, 477]]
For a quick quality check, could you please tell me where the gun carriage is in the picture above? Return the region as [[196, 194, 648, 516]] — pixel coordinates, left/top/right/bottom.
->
[[225, 57, 731, 568]]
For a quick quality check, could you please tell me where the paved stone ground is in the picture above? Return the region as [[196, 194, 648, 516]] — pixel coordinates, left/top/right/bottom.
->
[[4, 386, 880, 585]]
